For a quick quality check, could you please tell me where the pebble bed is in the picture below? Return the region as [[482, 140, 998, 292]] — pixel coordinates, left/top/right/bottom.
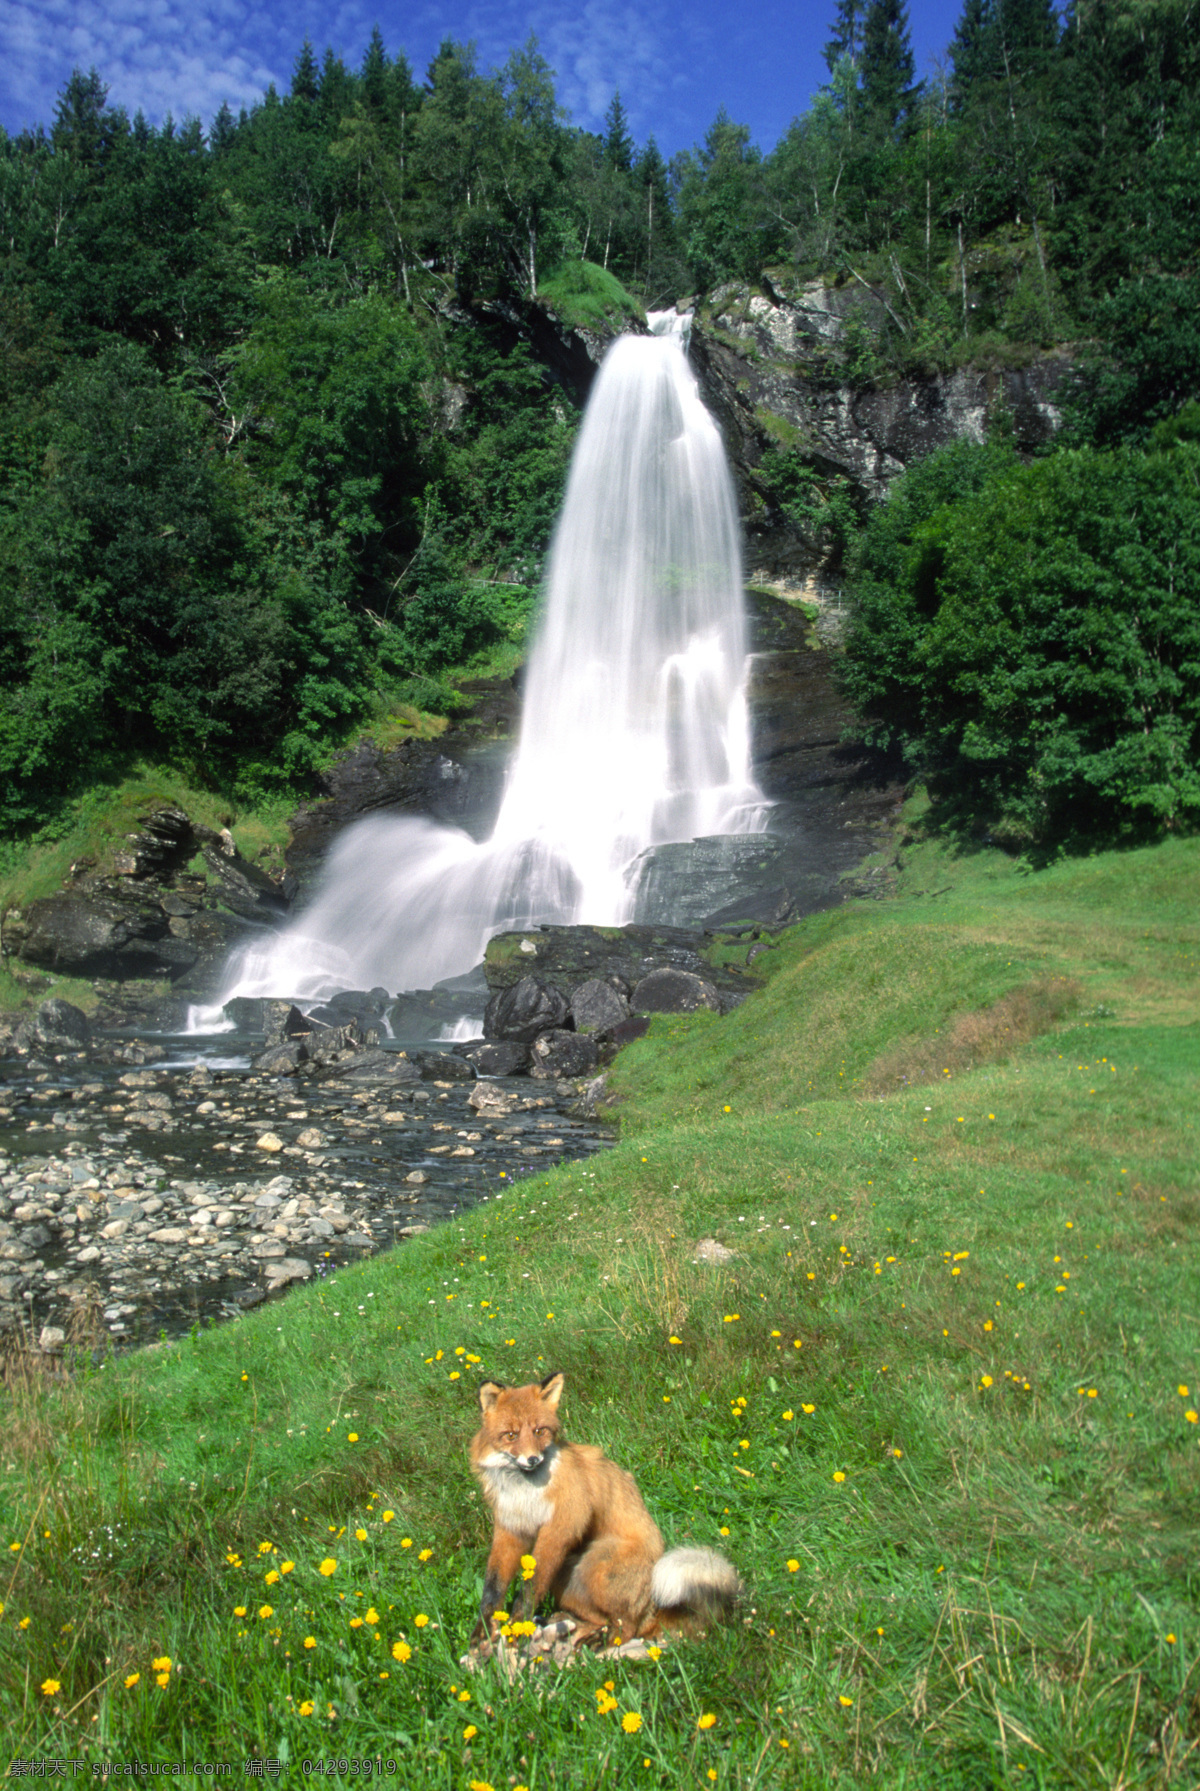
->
[[0, 1041, 610, 1352]]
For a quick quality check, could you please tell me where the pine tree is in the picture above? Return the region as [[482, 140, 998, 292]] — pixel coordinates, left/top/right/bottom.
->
[[823, 0, 866, 74], [603, 92, 633, 172], [209, 101, 237, 153], [860, 0, 919, 130], [292, 38, 320, 104], [52, 68, 114, 164], [362, 25, 389, 111]]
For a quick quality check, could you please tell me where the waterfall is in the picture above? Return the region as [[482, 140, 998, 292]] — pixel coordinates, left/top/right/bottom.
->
[[211, 327, 765, 1006]]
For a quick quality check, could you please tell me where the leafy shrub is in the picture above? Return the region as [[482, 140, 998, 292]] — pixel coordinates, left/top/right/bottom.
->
[[841, 439, 1200, 846]]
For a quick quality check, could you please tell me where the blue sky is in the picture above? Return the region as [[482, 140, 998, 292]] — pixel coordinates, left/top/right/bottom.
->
[[1, 0, 965, 159]]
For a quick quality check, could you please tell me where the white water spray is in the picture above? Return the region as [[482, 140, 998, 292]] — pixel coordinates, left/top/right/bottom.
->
[[210, 326, 765, 1007]]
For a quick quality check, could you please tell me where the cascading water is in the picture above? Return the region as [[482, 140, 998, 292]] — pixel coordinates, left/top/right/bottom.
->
[[206, 323, 765, 1010]]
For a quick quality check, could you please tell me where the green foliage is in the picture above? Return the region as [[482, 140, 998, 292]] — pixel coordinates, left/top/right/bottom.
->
[[755, 447, 859, 562], [537, 259, 645, 331], [842, 439, 1200, 846]]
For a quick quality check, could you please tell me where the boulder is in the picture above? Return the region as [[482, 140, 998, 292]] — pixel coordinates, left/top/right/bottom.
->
[[484, 976, 570, 1043], [569, 978, 630, 1036], [458, 1040, 530, 1077], [607, 1015, 651, 1048], [418, 1052, 476, 1082], [528, 1029, 599, 1081], [631, 968, 721, 1014], [10, 893, 183, 978], [30, 998, 91, 1049], [253, 1041, 306, 1075]]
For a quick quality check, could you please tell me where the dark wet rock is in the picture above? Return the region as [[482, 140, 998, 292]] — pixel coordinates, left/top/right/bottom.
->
[[606, 1015, 651, 1049], [484, 977, 571, 1043], [457, 1040, 530, 1077], [30, 999, 91, 1049], [254, 1041, 307, 1076], [110, 807, 197, 880], [284, 734, 514, 894], [569, 979, 631, 1036], [194, 829, 289, 921], [631, 968, 721, 1014], [9, 893, 184, 979], [528, 1030, 599, 1081], [418, 1052, 476, 1082]]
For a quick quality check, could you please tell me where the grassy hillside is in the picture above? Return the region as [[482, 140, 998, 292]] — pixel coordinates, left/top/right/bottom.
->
[[2, 825, 1197, 1786]]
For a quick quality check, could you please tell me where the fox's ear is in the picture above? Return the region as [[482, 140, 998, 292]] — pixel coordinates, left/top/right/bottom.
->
[[539, 1371, 564, 1409], [479, 1381, 506, 1413]]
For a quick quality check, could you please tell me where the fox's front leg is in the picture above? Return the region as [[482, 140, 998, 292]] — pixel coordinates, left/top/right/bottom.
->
[[473, 1527, 527, 1641], [514, 1522, 577, 1621]]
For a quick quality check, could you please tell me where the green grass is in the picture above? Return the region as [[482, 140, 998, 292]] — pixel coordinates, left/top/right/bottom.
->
[[538, 261, 647, 333], [2, 826, 1198, 1784]]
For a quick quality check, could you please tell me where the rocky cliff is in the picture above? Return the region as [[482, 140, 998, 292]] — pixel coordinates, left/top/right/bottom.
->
[[686, 280, 1069, 588]]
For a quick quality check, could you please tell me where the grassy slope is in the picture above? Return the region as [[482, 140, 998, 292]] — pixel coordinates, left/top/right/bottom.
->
[[2, 829, 1198, 1786]]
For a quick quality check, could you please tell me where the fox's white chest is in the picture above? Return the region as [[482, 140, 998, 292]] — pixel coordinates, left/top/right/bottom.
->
[[482, 1446, 560, 1537]]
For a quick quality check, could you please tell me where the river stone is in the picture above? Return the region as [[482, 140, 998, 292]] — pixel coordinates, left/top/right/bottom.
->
[[256, 1134, 285, 1153], [468, 1082, 515, 1113], [265, 1257, 312, 1288], [484, 977, 570, 1043], [457, 1040, 530, 1076], [528, 1030, 599, 1081], [295, 1128, 325, 1149], [569, 979, 631, 1035], [631, 968, 720, 1014]]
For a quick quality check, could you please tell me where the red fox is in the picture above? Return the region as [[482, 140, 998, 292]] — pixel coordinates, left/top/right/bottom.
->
[[469, 1371, 740, 1644]]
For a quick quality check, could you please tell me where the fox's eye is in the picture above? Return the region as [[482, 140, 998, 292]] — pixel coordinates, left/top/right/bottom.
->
[[499, 1430, 518, 1443], [534, 1427, 550, 1438]]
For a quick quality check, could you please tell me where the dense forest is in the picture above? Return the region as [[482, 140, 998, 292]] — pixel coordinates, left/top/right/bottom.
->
[[1, 0, 1198, 847]]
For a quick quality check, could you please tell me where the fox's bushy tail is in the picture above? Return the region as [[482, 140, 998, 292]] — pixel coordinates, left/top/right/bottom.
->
[[651, 1546, 741, 1619]]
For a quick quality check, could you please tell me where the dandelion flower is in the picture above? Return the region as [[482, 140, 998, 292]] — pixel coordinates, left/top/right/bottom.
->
[[786, 1559, 799, 1573], [41, 1679, 61, 1696], [414, 1613, 429, 1628], [401, 1537, 413, 1549], [319, 1558, 338, 1576], [418, 1549, 433, 1562], [698, 1712, 717, 1730], [259, 1605, 273, 1619], [782, 1410, 794, 1421], [264, 1570, 280, 1585], [298, 1701, 314, 1716], [280, 1562, 294, 1575], [347, 1433, 358, 1442], [152, 1657, 171, 1672], [838, 1694, 853, 1708], [355, 1528, 368, 1541], [391, 1641, 412, 1663], [304, 1637, 316, 1650], [382, 1511, 395, 1523], [463, 1724, 478, 1741], [621, 1712, 643, 1733], [125, 1673, 140, 1688], [833, 1471, 846, 1483], [365, 1608, 379, 1624]]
